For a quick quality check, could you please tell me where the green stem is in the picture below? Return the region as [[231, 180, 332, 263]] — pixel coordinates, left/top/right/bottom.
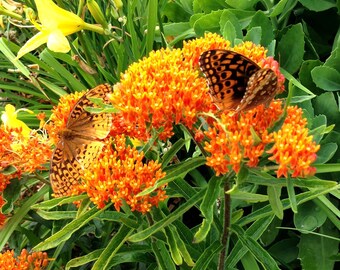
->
[[218, 179, 231, 270], [83, 22, 105, 35]]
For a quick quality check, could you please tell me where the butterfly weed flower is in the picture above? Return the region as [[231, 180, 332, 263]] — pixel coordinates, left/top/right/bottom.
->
[[109, 47, 213, 141], [0, 249, 49, 269], [205, 102, 320, 178], [268, 106, 320, 178], [0, 105, 52, 174], [76, 135, 167, 213], [205, 101, 284, 175]]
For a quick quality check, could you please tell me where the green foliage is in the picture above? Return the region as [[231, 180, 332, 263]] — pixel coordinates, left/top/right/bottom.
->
[[0, 0, 339, 269]]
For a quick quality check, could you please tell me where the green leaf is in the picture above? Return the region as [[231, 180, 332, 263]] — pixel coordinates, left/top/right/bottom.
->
[[0, 185, 50, 250], [299, 0, 336, 11], [248, 11, 274, 46], [233, 225, 280, 270], [192, 241, 222, 270], [194, 176, 221, 243], [244, 26, 262, 45], [294, 201, 327, 231], [31, 195, 88, 210], [316, 143, 337, 164], [193, 10, 224, 36], [36, 210, 77, 220], [169, 224, 195, 266], [152, 240, 177, 270], [277, 23, 305, 74], [226, 0, 257, 9], [138, 157, 206, 196], [238, 184, 339, 227], [92, 225, 134, 270], [227, 215, 275, 267], [286, 177, 298, 213], [164, 226, 182, 265], [34, 205, 108, 251], [298, 221, 339, 270], [129, 188, 205, 242], [267, 186, 284, 219], [311, 66, 340, 91], [220, 10, 243, 43]]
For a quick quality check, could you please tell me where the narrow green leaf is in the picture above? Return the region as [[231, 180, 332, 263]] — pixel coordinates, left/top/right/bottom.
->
[[227, 215, 275, 267], [92, 225, 134, 270], [152, 240, 176, 270], [192, 241, 222, 270], [286, 177, 298, 213], [164, 226, 182, 265], [194, 176, 220, 242], [129, 188, 205, 242], [0, 185, 49, 250], [34, 205, 108, 251], [138, 157, 206, 196], [233, 225, 280, 270], [267, 186, 284, 219]]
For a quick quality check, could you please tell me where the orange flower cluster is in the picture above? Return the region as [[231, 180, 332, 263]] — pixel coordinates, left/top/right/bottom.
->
[[76, 135, 167, 213], [205, 101, 284, 175], [205, 103, 319, 178], [0, 122, 51, 225], [268, 106, 320, 177], [0, 249, 49, 270], [109, 47, 213, 141]]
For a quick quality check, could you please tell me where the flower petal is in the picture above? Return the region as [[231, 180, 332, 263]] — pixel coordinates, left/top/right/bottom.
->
[[16, 31, 49, 59], [35, 0, 84, 34], [47, 30, 71, 53]]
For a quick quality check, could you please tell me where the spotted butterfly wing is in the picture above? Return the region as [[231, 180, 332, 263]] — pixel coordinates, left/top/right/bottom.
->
[[50, 84, 112, 197], [199, 49, 278, 111]]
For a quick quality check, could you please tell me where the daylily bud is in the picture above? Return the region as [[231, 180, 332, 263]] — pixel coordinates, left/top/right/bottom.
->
[[113, 0, 123, 10], [87, 0, 108, 29]]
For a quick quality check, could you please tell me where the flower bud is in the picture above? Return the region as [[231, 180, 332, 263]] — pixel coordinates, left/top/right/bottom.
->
[[87, 0, 108, 29]]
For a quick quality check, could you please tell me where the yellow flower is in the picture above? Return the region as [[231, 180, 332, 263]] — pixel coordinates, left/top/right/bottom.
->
[[1, 104, 31, 139], [16, 0, 86, 59]]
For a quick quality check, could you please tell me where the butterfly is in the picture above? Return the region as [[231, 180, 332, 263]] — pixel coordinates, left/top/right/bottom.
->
[[199, 49, 278, 112], [50, 84, 112, 197]]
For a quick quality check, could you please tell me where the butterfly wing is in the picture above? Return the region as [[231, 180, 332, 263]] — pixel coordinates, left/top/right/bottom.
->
[[67, 84, 112, 139], [50, 140, 82, 197], [50, 84, 112, 196], [236, 68, 278, 112], [199, 49, 260, 110]]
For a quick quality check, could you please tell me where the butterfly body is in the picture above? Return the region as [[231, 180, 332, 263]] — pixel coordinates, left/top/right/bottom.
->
[[50, 84, 112, 197], [199, 49, 278, 112]]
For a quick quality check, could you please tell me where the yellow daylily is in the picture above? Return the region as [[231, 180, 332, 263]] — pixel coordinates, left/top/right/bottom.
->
[[16, 0, 104, 59], [1, 104, 32, 139]]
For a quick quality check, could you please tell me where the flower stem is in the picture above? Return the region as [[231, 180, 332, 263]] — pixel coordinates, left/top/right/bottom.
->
[[218, 179, 231, 270], [83, 22, 105, 35]]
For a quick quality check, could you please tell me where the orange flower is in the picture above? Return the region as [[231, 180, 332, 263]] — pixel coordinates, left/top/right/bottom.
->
[[76, 135, 167, 213], [109, 47, 213, 141], [268, 106, 320, 177], [204, 103, 320, 178], [204, 101, 284, 175], [0, 249, 49, 270]]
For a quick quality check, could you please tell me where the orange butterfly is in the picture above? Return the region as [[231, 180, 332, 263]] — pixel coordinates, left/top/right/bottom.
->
[[50, 84, 112, 197], [199, 50, 278, 112]]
